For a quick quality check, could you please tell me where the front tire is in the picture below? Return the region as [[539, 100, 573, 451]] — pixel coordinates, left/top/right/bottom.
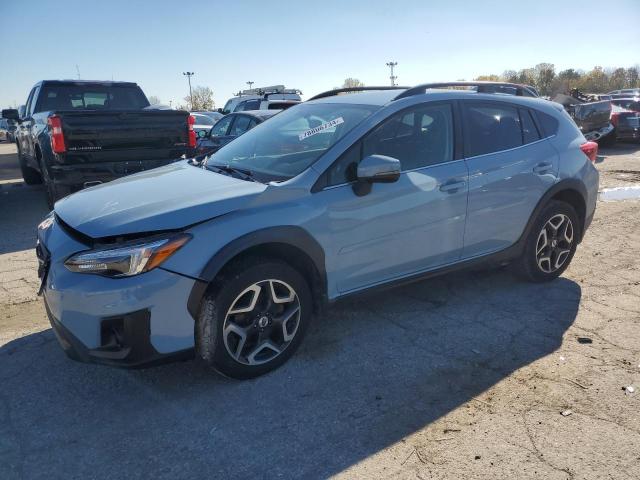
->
[[196, 257, 312, 379], [513, 200, 581, 282]]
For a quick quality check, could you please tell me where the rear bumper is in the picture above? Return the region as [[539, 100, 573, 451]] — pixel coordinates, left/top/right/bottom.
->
[[48, 156, 192, 191]]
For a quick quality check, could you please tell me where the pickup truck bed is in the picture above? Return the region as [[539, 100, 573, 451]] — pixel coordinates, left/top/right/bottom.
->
[[3, 80, 194, 207]]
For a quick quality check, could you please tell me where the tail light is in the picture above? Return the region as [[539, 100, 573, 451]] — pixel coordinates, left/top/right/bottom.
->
[[47, 115, 66, 154], [610, 112, 619, 128], [187, 115, 196, 148], [580, 141, 598, 162]]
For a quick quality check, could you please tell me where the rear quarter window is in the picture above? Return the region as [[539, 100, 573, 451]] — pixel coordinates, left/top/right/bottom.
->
[[534, 110, 559, 138]]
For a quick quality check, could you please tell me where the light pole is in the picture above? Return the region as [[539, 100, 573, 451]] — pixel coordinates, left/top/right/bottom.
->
[[386, 61, 398, 86], [182, 72, 194, 109], [246, 81, 254, 90]]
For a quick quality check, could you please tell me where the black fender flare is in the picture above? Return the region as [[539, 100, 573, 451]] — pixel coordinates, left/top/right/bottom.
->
[[187, 226, 327, 319], [517, 178, 588, 249]]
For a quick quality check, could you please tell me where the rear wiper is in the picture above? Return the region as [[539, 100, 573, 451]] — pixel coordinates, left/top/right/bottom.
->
[[206, 163, 259, 182]]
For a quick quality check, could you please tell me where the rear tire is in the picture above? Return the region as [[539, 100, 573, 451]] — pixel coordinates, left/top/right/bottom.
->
[[196, 257, 312, 379], [18, 145, 43, 185], [512, 200, 581, 282]]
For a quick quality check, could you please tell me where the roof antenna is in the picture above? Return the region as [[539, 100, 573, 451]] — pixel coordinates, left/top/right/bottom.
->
[[76, 65, 81, 80]]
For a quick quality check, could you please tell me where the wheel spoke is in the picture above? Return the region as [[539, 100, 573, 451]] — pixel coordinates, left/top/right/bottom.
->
[[277, 305, 300, 342], [223, 323, 250, 360], [561, 220, 573, 244], [269, 280, 296, 304], [536, 228, 548, 255], [247, 341, 281, 365], [538, 255, 552, 273], [228, 284, 261, 315], [555, 248, 571, 269]]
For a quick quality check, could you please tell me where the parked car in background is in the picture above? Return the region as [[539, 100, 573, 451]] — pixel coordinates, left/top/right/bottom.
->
[[191, 112, 219, 137], [607, 89, 640, 99], [221, 85, 301, 114], [193, 110, 223, 122], [2, 80, 195, 207], [610, 98, 640, 142], [0, 118, 11, 142], [38, 82, 599, 379], [194, 109, 280, 156]]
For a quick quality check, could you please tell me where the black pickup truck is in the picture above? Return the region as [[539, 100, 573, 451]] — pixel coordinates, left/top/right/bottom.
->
[[2, 80, 195, 207]]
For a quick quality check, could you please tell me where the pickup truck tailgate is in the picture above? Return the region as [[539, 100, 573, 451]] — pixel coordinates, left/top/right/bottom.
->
[[58, 110, 190, 164]]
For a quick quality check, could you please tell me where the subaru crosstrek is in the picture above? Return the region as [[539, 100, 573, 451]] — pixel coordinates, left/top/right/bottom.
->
[[37, 82, 600, 379]]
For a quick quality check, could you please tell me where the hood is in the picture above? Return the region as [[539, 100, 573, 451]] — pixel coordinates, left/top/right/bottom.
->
[[54, 161, 267, 238]]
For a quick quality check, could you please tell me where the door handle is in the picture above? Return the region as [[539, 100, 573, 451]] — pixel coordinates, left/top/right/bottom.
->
[[533, 162, 552, 174], [439, 180, 466, 193]]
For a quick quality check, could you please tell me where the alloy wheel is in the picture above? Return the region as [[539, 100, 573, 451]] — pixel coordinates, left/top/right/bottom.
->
[[223, 279, 301, 365], [535, 213, 574, 274]]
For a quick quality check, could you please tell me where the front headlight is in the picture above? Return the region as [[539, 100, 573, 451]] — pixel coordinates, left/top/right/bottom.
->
[[64, 233, 190, 277]]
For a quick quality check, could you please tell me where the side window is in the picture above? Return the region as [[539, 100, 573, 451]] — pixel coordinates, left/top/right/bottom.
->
[[534, 110, 559, 138], [464, 103, 522, 157], [24, 87, 37, 117], [241, 99, 260, 111], [520, 109, 540, 144], [211, 115, 234, 137], [230, 115, 252, 136], [247, 118, 258, 130], [363, 103, 454, 171]]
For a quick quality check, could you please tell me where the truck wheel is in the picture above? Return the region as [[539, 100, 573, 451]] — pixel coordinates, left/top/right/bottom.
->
[[512, 200, 581, 283], [18, 146, 43, 185], [196, 257, 312, 379]]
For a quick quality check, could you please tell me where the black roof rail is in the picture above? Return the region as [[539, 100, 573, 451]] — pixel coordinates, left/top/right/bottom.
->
[[393, 82, 538, 100], [308, 86, 409, 101]]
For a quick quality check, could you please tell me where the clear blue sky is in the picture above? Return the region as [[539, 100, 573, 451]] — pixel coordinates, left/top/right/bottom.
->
[[1, 0, 638, 109]]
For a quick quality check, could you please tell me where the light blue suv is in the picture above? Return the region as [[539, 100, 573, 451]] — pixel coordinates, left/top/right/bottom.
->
[[37, 82, 599, 378]]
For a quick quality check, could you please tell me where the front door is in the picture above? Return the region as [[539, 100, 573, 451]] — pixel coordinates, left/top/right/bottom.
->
[[314, 102, 469, 294]]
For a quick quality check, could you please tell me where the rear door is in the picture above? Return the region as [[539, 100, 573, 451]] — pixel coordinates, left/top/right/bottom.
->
[[461, 100, 559, 258], [316, 101, 469, 293]]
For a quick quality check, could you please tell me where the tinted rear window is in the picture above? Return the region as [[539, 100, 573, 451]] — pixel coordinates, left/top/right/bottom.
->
[[35, 84, 149, 112], [535, 111, 559, 137]]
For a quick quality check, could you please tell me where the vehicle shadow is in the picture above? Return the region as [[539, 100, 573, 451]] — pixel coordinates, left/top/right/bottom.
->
[[0, 269, 580, 479], [0, 183, 48, 255]]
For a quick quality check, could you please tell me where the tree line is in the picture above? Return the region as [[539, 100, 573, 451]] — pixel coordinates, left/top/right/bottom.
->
[[475, 64, 640, 97]]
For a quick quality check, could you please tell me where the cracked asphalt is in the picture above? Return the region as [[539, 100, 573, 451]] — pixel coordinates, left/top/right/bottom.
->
[[1, 141, 639, 479]]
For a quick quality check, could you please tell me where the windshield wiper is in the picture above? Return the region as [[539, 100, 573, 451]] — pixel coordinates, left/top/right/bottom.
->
[[206, 163, 259, 183]]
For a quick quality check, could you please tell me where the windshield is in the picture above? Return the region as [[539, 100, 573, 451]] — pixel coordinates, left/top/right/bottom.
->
[[206, 103, 378, 180]]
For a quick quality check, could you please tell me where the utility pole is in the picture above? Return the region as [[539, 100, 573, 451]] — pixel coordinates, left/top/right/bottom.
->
[[386, 61, 398, 86], [246, 81, 254, 90], [182, 72, 194, 109], [76, 65, 81, 80]]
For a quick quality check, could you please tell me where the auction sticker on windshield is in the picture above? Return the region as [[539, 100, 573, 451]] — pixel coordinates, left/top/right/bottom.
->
[[299, 117, 344, 141]]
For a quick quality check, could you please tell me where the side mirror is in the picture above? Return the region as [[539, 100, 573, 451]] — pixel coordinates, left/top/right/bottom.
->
[[197, 129, 207, 138], [217, 108, 223, 113], [353, 155, 401, 196], [2, 109, 20, 121]]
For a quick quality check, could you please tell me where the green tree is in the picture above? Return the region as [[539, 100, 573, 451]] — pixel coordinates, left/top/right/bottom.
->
[[342, 78, 365, 88], [474, 74, 501, 81], [626, 67, 639, 88], [534, 63, 555, 96], [185, 86, 215, 110]]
